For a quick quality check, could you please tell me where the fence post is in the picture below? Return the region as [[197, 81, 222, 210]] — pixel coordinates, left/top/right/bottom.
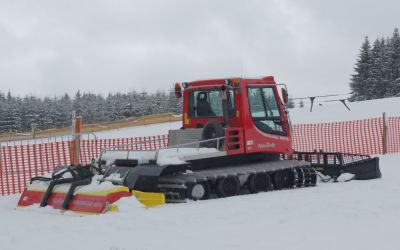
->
[[383, 112, 388, 155], [0, 142, 4, 195], [70, 112, 82, 166]]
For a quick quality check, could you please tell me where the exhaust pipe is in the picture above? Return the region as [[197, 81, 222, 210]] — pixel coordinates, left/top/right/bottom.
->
[[221, 85, 229, 128]]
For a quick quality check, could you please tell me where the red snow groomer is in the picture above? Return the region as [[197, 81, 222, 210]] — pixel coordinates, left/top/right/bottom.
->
[[18, 76, 381, 212]]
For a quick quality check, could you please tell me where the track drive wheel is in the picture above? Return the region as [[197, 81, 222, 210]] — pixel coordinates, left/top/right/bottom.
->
[[283, 168, 295, 188], [309, 167, 317, 186], [201, 121, 225, 149], [272, 170, 283, 190], [302, 166, 311, 187], [295, 167, 304, 187], [217, 176, 240, 198], [187, 181, 210, 200], [272, 169, 294, 189], [247, 173, 271, 193]]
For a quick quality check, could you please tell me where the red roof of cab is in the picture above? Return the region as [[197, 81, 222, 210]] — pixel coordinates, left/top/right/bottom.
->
[[186, 76, 275, 87], [262, 76, 275, 81], [186, 79, 226, 87]]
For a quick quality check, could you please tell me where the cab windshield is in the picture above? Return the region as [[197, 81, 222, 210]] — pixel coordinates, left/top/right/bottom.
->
[[247, 87, 286, 136]]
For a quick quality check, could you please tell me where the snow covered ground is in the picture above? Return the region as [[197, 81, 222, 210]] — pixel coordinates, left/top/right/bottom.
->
[[91, 121, 181, 139], [0, 97, 399, 250], [0, 154, 398, 250], [0, 121, 182, 146]]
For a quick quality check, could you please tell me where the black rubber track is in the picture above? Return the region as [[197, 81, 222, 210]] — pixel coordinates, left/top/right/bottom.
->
[[158, 160, 314, 202]]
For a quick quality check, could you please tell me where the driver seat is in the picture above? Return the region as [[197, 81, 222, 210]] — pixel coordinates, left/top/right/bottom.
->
[[196, 92, 216, 117]]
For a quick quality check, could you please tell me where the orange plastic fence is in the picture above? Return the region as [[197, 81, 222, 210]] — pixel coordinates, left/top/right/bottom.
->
[[0, 118, 399, 196], [0, 141, 71, 195], [291, 117, 384, 155], [79, 135, 169, 164], [0, 135, 168, 195], [388, 117, 400, 154]]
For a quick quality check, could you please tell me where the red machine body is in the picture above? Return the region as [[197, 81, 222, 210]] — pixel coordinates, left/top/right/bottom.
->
[[180, 76, 292, 156]]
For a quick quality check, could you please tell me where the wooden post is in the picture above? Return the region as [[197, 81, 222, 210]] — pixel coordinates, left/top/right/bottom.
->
[[70, 112, 82, 166], [70, 112, 76, 166], [75, 116, 82, 165], [383, 112, 388, 154]]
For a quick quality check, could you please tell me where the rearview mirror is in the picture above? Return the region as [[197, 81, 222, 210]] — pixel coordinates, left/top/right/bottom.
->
[[281, 88, 288, 104]]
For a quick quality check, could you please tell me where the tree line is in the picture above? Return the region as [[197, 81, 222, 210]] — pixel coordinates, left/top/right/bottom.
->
[[350, 28, 400, 101], [0, 90, 182, 133]]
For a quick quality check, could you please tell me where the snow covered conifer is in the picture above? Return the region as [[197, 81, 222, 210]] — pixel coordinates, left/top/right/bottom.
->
[[387, 28, 400, 96], [350, 36, 372, 101], [368, 38, 387, 99]]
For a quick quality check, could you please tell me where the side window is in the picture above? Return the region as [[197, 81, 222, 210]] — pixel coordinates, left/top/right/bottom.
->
[[247, 87, 286, 136], [208, 91, 223, 116], [261, 88, 280, 117], [189, 90, 234, 118], [248, 88, 266, 118]]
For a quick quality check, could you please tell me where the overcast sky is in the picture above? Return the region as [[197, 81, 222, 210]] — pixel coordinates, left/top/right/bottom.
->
[[0, 0, 398, 98]]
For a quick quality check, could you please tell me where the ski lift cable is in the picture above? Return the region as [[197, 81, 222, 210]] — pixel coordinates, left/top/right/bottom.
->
[[290, 93, 351, 112]]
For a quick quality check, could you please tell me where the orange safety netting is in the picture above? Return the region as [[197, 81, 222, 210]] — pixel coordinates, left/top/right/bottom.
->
[[1, 117, 399, 196]]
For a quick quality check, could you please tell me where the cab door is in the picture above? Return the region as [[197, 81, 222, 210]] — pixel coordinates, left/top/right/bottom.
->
[[243, 84, 292, 155]]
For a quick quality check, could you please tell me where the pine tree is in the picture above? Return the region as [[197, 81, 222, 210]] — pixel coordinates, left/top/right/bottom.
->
[[350, 37, 372, 101], [380, 38, 392, 98], [0, 92, 7, 132], [59, 93, 73, 127], [387, 28, 400, 96], [0, 86, 187, 134], [20, 95, 40, 132], [368, 38, 388, 99], [1, 93, 23, 132], [38, 97, 54, 130], [167, 89, 182, 114], [73, 90, 83, 116]]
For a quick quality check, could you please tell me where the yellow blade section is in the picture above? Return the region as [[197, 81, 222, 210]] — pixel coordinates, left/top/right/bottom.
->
[[132, 190, 165, 207]]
